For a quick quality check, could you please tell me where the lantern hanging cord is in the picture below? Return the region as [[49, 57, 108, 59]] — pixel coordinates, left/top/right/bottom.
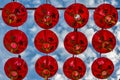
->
[[17, 27, 18, 30], [74, 28, 78, 32], [18, 55, 21, 58], [99, 53, 102, 57], [46, 0, 48, 4], [102, 27, 104, 30], [73, 54, 75, 58], [12, 0, 15, 1], [75, 0, 76, 3], [103, 0, 106, 3]]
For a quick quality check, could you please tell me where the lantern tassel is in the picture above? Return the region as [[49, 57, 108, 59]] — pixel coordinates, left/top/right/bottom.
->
[[10, 78, 13, 80], [44, 76, 48, 80]]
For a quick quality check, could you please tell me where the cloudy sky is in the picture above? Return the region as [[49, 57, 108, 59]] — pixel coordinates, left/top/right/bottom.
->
[[0, 0, 120, 80]]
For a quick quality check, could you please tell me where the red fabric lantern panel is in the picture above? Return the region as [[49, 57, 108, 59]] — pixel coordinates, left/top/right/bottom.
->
[[34, 4, 59, 29], [4, 57, 28, 80], [94, 4, 118, 29], [92, 30, 116, 53], [64, 3, 89, 28], [92, 57, 114, 79], [63, 57, 86, 80], [34, 30, 58, 54], [64, 31, 88, 55], [2, 2, 27, 27], [4, 30, 28, 54], [35, 56, 58, 79]]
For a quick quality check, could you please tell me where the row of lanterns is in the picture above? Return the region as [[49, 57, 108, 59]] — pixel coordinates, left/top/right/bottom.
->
[[3, 2, 28, 80], [34, 4, 59, 80], [63, 3, 88, 80], [91, 4, 116, 79], [2, 1, 117, 80]]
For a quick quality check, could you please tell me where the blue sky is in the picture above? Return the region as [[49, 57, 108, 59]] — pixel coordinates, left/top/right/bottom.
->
[[0, 0, 120, 80]]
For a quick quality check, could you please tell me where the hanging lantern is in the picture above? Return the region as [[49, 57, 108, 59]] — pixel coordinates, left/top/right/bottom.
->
[[34, 4, 59, 29], [64, 31, 88, 55], [4, 57, 28, 80], [64, 3, 89, 28], [92, 30, 116, 53], [4, 29, 28, 54], [2, 2, 27, 27], [34, 30, 58, 54], [63, 57, 86, 80], [91, 57, 114, 79], [94, 4, 118, 29], [35, 56, 58, 79]]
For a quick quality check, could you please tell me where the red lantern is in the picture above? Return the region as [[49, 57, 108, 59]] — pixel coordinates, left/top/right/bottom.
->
[[35, 56, 58, 79], [91, 57, 114, 79], [94, 4, 118, 29], [34, 4, 59, 29], [64, 3, 89, 28], [2, 2, 27, 27], [34, 30, 58, 54], [63, 57, 86, 80], [4, 57, 28, 80], [4, 30, 28, 54], [64, 31, 88, 55], [92, 30, 116, 53]]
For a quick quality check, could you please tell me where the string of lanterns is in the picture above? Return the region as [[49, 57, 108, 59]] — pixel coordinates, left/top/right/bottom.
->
[[91, 3, 118, 79], [2, 1, 28, 80], [34, 3, 59, 80], [1, 0, 118, 79], [63, 3, 88, 80]]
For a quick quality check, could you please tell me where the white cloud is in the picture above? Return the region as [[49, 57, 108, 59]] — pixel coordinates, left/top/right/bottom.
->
[[0, 0, 120, 80], [0, 74, 7, 79], [61, 30, 69, 40], [29, 25, 39, 33], [33, 0, 41, 7], [101, 50, 119, 65], [51, 0, 63, 7], [33, 0, 41, 4], [58, 39, 64, 48], [84, 28, 95, 43], [87, 0, 95, 6], [117, 68, 120, 79], [25, 4, 30, 7], [111, 0, 118, 6], [84, 70, 96, 80], [53, 73, 66, 80], [31, 54, 41, 63]]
